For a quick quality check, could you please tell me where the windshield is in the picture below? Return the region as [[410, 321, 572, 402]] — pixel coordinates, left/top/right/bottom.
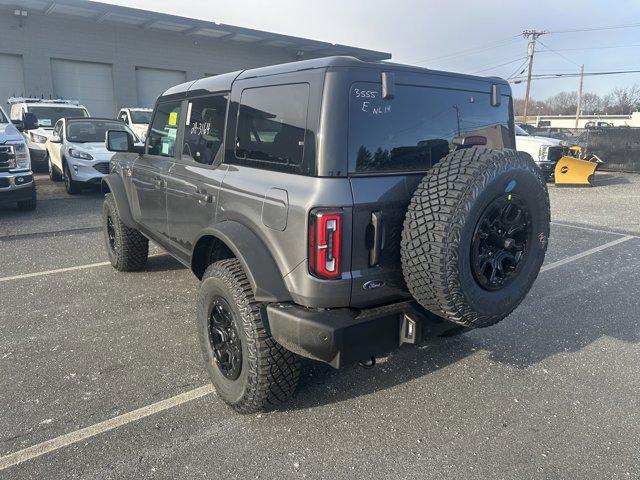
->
[[66, 120, 136, 143], [28, 106, 89, 128], [515, 125, 530, 136], [130, 110, 152, 124]]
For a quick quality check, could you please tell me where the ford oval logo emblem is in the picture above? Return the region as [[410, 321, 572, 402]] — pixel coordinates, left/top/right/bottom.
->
[[363, 280, 385, 290]]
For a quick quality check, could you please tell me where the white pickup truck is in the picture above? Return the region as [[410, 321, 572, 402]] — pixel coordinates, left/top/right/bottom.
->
[[9, 98, 90, 171], [515, 125, 568, 180]]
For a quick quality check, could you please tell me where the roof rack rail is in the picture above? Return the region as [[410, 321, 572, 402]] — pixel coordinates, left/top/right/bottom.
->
[[7, 97, 81, 106]]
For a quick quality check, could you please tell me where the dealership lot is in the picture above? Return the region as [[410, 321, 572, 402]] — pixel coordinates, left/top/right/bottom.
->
[[1, 173, 639, 479]]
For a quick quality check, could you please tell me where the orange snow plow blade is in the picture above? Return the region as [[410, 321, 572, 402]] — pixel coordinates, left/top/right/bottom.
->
[[554, 156, 599, 187]]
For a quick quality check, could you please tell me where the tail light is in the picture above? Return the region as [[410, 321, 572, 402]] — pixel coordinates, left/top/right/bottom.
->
[[309, 208, 342, 279]]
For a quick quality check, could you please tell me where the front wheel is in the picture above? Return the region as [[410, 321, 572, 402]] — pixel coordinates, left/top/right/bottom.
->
[[48, 153, 62, 182], [63, 162, 81, 194], [197, 259, 301, 414], [102, 193, 148, 271]]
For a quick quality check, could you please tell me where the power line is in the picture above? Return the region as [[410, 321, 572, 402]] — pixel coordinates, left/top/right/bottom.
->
[[538, 43, 640, 52], [506, 58, 530, 80], [549, 21, 640, 34], [511, 69, 640, 83], [408, 36, 521, 66], [536, 39, 581, 67], [470, 56, 528, 74]]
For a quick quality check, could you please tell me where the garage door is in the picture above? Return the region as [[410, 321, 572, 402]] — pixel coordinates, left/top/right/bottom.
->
[[0, 53, 25, 109], [51, 59, 115, 117], [136, 67, 186, 108]]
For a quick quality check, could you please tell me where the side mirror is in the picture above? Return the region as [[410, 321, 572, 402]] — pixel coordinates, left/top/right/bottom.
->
[[11, 119, 24, 132], [50, 134, 62, 144], [106, 130, 134, 152], [23, 112, 39, 131]]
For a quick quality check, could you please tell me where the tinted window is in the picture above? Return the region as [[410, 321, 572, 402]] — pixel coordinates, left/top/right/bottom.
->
[[27, 106, 89, 128], [130, 110, 152, 124], [235, 83, 309, 173], [349, 83, 512, 173], [147, 101, 182, 157], [66, 120, 133, 143], [182, 95, 228, 165], [118, 111, 129, 124], [0, 108, 7, 123]]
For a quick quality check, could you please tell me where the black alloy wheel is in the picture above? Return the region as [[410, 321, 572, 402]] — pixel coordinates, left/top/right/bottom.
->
[[208, 297, 242, 380], [470, 194, 532, 291]]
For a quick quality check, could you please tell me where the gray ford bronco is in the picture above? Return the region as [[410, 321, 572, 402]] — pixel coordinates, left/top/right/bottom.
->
[[101, 56, 550, 413]]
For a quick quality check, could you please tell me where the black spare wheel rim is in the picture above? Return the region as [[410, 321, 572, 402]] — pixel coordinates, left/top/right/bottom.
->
[[106, 215, 117, 253], [208, 297, 242, 380], [470, 194, 532, 291]]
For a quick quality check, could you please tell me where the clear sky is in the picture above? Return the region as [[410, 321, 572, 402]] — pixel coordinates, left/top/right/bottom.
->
[[102, 0, 640, 100]]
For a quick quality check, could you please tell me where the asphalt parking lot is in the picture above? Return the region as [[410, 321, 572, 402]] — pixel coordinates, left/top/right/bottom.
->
[[1, 172, 639, 479]]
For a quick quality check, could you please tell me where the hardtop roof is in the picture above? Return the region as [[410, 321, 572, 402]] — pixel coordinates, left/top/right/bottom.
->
[[160, 56, 511, 98]]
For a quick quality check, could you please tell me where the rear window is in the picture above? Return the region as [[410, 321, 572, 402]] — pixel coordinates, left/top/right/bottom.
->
[[235, 83, 309, 174], [348, 83, 512, 173]]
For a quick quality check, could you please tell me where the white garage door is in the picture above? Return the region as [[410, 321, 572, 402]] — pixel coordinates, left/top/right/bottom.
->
[[136, 67, 186, 108], [51, 59, 115, 117], [0, 53, 25, 108]]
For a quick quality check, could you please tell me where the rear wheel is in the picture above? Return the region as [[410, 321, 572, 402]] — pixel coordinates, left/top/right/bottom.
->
[[197, 259, 301, 414], [102, 193, 148, 271], [401, 147, 550, 329]]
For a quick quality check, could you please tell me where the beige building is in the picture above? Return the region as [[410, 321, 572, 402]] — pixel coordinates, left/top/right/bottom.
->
[[517, 112, 640, 128]]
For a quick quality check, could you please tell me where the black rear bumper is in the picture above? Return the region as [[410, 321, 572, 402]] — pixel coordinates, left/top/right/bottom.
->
[[266, 301, 467, 368]]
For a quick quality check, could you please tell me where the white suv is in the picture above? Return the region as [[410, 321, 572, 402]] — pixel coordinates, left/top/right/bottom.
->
[[116, 107, 152, 142], [8, 98, 90, 170], [46, 117, 140, 194]]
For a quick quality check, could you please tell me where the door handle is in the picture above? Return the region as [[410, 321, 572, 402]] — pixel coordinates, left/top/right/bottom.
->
[[153, 178, 166, 189], [194, 189, 213, 204], [369, 211, 383, 267]]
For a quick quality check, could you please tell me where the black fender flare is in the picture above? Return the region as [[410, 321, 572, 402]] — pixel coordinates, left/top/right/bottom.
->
[[193, 222, 292, 304], [101, 173, 136, 228]]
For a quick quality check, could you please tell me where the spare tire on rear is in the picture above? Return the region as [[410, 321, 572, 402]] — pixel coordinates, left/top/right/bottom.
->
[[401, 147, 550, 329]]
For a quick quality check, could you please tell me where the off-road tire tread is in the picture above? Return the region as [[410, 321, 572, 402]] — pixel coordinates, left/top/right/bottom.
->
[[201, 259, 300, 413], [103, 193, 148, 271], [401, 147, 549, 328]]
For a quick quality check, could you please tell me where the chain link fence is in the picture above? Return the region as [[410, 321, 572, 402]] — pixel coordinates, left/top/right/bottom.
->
[[525, 127, 640, 172]]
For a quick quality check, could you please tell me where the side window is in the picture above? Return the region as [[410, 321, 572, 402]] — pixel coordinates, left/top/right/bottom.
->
[[119, 111, 129, 124], [182, 94, 228, 165], [53, 120, 63, 139], [235, 83, 309, 173], [147, 101, 182, 157]]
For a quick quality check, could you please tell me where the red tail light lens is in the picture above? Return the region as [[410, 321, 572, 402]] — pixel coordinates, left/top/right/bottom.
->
[[309, 208, 342, 279]]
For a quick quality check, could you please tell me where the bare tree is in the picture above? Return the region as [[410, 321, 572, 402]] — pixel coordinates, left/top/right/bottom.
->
[[546, 91, 578, 115], [608, 84, 640, 115], [580, 93, 601, 115]]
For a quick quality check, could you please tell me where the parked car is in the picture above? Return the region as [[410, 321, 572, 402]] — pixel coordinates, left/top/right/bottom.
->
[[8, 98, 90, 171], [0, 105, 36, 210], [117, 107, 152, 142], [101, 56, 550, 413], [46, 117, 140, 194], [515, 124, 568, 180], [585, 121, 613, 129]]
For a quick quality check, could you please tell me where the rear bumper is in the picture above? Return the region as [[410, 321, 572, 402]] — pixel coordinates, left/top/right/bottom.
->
[[266, 301, 467, 368]]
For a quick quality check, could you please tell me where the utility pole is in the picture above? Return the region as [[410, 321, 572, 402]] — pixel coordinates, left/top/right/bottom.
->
[[522, 30, 548, 125], [575, 64, 585, 129]]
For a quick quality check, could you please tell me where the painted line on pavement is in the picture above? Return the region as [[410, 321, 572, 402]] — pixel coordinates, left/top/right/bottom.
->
[[541, 235, 634, 273], [0, 385, 214, 471], [0, 253, 166, 283]]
